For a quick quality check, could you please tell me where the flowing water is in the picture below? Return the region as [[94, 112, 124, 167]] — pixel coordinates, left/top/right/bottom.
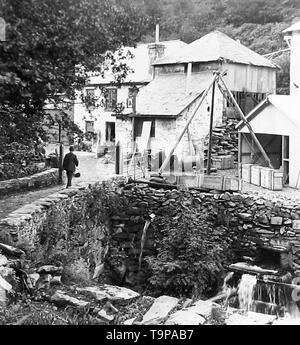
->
[[238, 274, 257, 311]]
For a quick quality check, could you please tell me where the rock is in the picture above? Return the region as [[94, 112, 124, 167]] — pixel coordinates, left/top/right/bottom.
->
[[76, 285, 140, 304], [225, 311, 276, 325], [293, 220, 300, 230], [50, 276, 62, 285], [97, 309, 114, 322], [238, 213, 253, 222], [28, 273, 40, 287], [0, 254, 8, 266], [123, 317, 136, 325], [165, 310, 206, 325], [37, 265, 63, 274], [51, 291, 89, 309], [0, 243, 25, 257], [0, 275, 12, 292], [270, 217, 283, 226], [188, 300, 219, 319], [141, 295, 179, 325]]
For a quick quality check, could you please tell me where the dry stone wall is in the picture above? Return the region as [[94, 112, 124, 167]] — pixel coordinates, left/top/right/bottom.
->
[[1, 178, 300, 290], [0, 168, 59, 195]]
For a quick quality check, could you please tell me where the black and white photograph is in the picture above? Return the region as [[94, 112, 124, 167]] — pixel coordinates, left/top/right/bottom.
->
[[0, 0, 300, 333]]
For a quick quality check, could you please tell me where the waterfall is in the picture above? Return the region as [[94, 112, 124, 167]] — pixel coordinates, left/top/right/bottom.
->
[[238, 274, 257, 311]]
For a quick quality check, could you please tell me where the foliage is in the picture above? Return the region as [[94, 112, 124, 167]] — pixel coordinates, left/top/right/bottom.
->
[[0, 0, 149, 144], [139, 0, 300, 94], [0, 142, 46, 180], [63, 258, 90, 284], [145, 209, 236, 299]]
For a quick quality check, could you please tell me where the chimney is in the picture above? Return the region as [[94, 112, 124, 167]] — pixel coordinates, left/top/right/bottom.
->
[[148, 24, 165, 79], [284, 18, 300, 95]]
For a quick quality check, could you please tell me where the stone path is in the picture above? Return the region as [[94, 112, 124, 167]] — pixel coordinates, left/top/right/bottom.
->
[[0, 151, 115, 220]]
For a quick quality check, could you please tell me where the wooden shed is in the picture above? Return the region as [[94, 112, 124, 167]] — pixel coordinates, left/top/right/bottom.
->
[[237, 95, 300, 188]]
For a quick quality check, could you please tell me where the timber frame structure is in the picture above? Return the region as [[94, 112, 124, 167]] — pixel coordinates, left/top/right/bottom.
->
[[157, 71, 273, 176]]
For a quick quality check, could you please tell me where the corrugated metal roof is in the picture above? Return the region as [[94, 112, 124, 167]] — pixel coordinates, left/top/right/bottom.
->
[[136, 72, 212, 116], [283, 21, 300, 33], [236, 95, 300, 130], [153, 31, 276, 69]]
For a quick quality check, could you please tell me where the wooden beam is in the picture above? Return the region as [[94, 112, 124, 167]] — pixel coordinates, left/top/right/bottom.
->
[[207, 80, 216, 175], [158, 72, 222, 175], [218, 75, 273, 169]]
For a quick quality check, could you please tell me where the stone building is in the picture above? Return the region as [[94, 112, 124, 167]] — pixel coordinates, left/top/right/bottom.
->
[[115, 31, 277, 161], [73, 39, 187, 153]]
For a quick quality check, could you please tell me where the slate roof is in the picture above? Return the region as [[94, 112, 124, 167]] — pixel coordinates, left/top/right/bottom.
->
[[135, 72, 212, 116], [236, 95, 300, 130], [153, 31, 276, 69], [283, 21, 300, 33]]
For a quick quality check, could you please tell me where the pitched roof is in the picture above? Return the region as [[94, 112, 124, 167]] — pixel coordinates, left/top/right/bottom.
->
[[283, 21, 300, 33], [135, 72, 212, 117], [236, 95, 300, 130], [88, 40, 187, 85], [153, 31, 276, 69]]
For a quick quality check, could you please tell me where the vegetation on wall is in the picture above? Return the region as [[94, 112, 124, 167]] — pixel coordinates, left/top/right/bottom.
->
[[145, 208, 236, 299]]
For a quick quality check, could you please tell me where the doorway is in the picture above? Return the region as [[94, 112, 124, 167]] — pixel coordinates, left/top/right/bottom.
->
[[105, 122, 115, 143]]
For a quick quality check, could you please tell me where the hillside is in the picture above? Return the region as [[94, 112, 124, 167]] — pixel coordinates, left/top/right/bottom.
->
[[138, 0, 300, 94]]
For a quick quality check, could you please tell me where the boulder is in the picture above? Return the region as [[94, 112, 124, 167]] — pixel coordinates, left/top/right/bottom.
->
[[76, 284, 140, 304], [225, 311, 276, 325], [51, 291, 89, 309], [141, 295, 179, 325], [188, 300, 220, 319], [0, 254, 8, 266], [165, 310, 206, 325]]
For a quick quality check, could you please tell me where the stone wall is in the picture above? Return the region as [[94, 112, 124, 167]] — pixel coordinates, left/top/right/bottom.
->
[[1, 178, 300, 290], [0, 168, 59, 195]]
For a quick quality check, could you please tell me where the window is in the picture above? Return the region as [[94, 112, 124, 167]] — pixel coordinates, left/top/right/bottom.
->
[[86, 88, 95, 98], [105, 88, 117, 111], [127, 88, 134, 108], [85, 121, 94, 133], [85, 88, 96, 110], [134, 119, 155, 139]]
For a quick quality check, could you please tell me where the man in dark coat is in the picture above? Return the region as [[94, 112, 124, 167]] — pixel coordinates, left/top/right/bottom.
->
[[63, 146, 79, 188]]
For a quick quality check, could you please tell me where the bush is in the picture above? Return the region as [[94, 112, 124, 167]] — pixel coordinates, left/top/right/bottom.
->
[[0, 142, 45, 180], [63, 258, 90, 284], [145, 209, 236, 299]]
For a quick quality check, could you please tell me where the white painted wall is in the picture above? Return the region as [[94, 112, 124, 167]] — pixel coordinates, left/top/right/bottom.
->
[[290, 30, 300, 95], [239, 104, 300, 188], [73, 84, 144, 151]]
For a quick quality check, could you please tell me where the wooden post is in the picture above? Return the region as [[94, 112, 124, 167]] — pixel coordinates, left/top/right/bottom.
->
[[218, 75, 273, 169], [158, 72, 221, 175], [58, 122, 63, 184], [207, 79, 216, 175], [115, 141, 120, 174]]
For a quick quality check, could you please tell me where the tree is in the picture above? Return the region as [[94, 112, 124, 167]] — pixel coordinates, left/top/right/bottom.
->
[[0, 0, 148, 144]]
